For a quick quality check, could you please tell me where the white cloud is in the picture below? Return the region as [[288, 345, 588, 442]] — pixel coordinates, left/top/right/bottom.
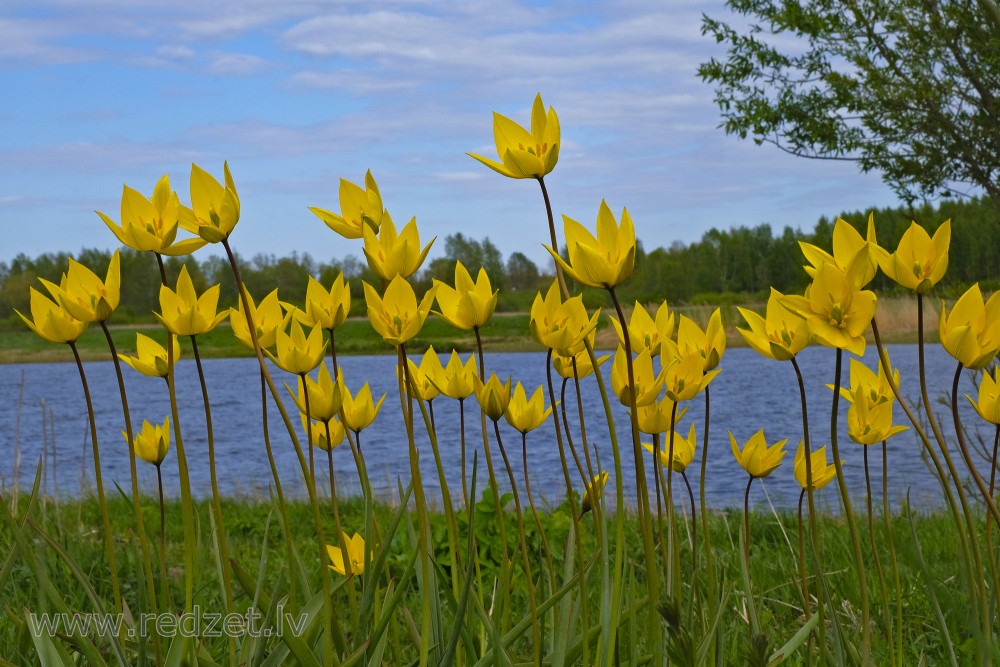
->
[[207, 52, 266, 75]]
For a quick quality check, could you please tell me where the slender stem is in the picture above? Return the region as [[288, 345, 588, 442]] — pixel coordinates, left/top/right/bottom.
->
[[797, 490, 809, 617], [864, 443, 893, 667], [328, 328, 339, 379], [459, 398, 468, 505], [681, 471, 696, 566], [699, 384, 714, 573], [156, 463, 171, 609], [523, 430, 556, 585], [743, 476, 754, 563], [536, 176, 569, 298], [560, 376, 587, 482], [324, 420, 358, 616], [428, 398, 436, 435], [571, 359, 596, 482], [882, 439, 903, 667]]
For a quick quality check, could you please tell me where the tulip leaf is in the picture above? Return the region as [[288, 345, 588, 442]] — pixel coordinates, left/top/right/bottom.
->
[[766, 613, 818, 665]]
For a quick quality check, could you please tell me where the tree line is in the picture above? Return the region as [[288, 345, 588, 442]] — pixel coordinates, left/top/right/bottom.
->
[[3, 196, 999, 325]]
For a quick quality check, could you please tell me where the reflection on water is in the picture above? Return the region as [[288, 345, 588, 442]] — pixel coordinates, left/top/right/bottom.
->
[[0, 345, 989, 510]]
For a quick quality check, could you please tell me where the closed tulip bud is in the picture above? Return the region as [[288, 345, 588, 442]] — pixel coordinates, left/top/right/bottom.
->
[[553, 346, 611, 380], [304, 274, 351, 331], [126, 417, 171, 466], [939, 283, 1000, 370], [643, 423, 697, 473], [581, 471, 609, 515], [968, 367, 1000, 424], [41, 251, 121, 323], [303, 415, 345, 452], [475, 373, 512, 422], [340, 376, 385, 433], [611, 346, 664, 408]]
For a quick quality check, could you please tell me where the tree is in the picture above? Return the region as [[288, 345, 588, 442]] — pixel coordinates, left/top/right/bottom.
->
[[699, 0, 1000, 207], [505, 252, 541, 291]]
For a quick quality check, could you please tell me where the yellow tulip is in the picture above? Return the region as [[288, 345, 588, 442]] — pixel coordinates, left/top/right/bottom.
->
[[780, 261, 877, 357], [968, 367, 1000, 424], [609, 301, 675, 357], [661, 340, 721, 402], [303, 415, 346, 452], [287, 363, 341, 421], [939, 283, 1000, 369], [40, 251, 121, 323], [547, 201, 636, 289], [340, 377, 385, 433], [799, 214, 879, 288], [475, 373, 512, 422], [504, 382, 552, 434], [16, 288, 89, 344], [847, 386, 908, 445], [125, 417, 171, 466], [327, 531, 367, 576], [429, 350, 478, 400], [433, 261, 498, 330], [364, 276, 437, 346], [98, 175, 206, 256], [553, 346, 611, 380], [794, 443, 838, 491], [581, 471, 609, 515], [529, 279, 601, 356], [676, 310, 726, 372], [266, 320, 326, 375], [178, 162, 240, 243], [730, 429, 787, 478], [643, 423, 697, 473], [611, 346, 664, 408], [833, 355, 899, 406], [119, 333, 181, 378], [737, 288, 810, 361], [874, 219, 951, 293], [230, 287, 293, 350], [636, 395, 689, 435], [467, 93, 560, 179], [154, 265, 228, 337], [362, 212, 434, 282], [310, 170, 384, 239], [406, 347, 445, 402], [303, 274, 351, 331]]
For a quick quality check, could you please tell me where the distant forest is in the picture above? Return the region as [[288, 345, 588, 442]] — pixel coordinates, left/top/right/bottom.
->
[[3, 196, 999, 325]]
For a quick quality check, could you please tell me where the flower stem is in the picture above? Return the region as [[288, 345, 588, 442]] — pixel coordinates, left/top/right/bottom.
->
[[864, 443, 893, 667]]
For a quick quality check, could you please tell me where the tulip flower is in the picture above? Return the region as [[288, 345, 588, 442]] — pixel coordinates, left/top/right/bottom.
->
[[661, 340, 721, 402], [178, 162, 240, 243], [780, 261, 877, 357], [636, 395, 689, 435], [304, 415, 346, 452], [327, 532, 367, 576], [611, 346, 664, 408], [847, 386, 908, 445], [310, 170, 384, 239], [467, 93, 560, 179], [799, 214, 879, 288], [643, 423, 697, 473], [504, 382, 552, 434], [154, 265, 228, 337], [737, 288, 810, 361], [529, 280, 601, 356], [125, 417, 171, 466], [97, 175, 206, 256], [553, 346, 611, 380], [874, 219, 951, 293], [230, 287, 293, 350], [40, 251, 121, 323], [433, 261, 499, 330], [580, 471, 609, 515], [119, 333, 180, 378], [968, 367, 1000, 424], [339, 377, 386, 433], [364, 276, 437, 347], [547, 201, 636, 289], [406, 347, 445, 402], [475, 373, 512, 422], [16, 288, 89, 344], [794, 443, 838, 491], [266, 320, 327, 375], [429, 351, 478, 400], [832, 356, 899, 406], [362, 212, 434, 282], [676, 310, 726, 372], [609, 300, 675, 357], [939, 283, 1000, 369], [303, 274, 351, 331], [287, 363, 342, 422], [730, 429, 787, 478]]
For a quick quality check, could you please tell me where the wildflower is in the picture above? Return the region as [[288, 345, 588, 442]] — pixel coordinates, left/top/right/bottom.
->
[[362, 212, 434, 282], [611, 346, 664, 407], [661, 340, 721, 402], [846, 386, 908, 445], [119, 333, 180, 378], [504, 382, 552, 434], [529, 279, 600, 356], [179, 162, 240, 243], [676, 310, 726, 372], [41, 251, 120, 323], [430, 351, 478, 400], [16, 288, 89, 344], [304, 415, 345, 452], [794, 443, 838, 491], [581, 471, 609, 515], [800, 215, 879, 288], [287, 363, 342, 421], [475, 373, 512, 422], [97, 175, 206, 255], [266, 320, 326, 375], [608, 300, 675, 356], [310, 170, 384, 239], [938, 283, 1000, 369], [874, 219, 951, 293], [126, 417, 171, 466], [737, 288, 810, 361], [636, 395, 688, 435], [339, 377, 386, 433], [433, 261, 498, 330], [968, 367, 1000, 424], [547, 201, 636, 289], [303, 274, 351, 331], [364, 276, 437, 347], [553, 344, 611, 380], [643, 423, 697, 473], [327, 532, 367, 576], [730, 429, 787, 478], [468, 93, 560, 179], [154, 265, 228, 337], [406, 347, 445, 402], [230, 287, 292, 350]]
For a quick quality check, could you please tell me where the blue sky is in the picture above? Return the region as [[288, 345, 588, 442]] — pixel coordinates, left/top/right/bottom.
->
[[1, 0, 905, 270]]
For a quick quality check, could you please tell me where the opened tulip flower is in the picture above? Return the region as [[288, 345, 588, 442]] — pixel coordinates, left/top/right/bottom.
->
[[155, 265, 228, 337], [230, 287, 293, 350], [676, 310, 726, 372], [16, 288, 89, 344], [553, 344, 611, 380], [847, 386, 908, 445], [265, 320, 327, 375], [429, 351, 478, 400], [362, 212, 434, 282], [310, 170, 384, 239], [661, 340, 721, 402], [939, 283, 1000, 369], [98, 175, 206, 256], [304, 415, 346, 452], [303, 274, 351, 331], [737, 288, 810, 361], [287, 363, 342, 421], [327, 532, 367, 576], [968, 367, 1000, 424], [41, 251, 120, 323], [580, 471, 609, 515], [433, 261, 498, 330], [800, 214, 879, 288], [731, 429, 787, 478], [126, 417, 171, 466], [178, 162, 240, 243], [119, 333, 180, 378], [468, 93, 560, 179], [529, 280, 601, 356], [340, 377, 386, 434], [364, 276, 437, 346], [609, 300, 675, 357], [874, 219, 951, 293], [636, 395, 689, 435], [611, 346, 664, 408], [833, 355, 899, 406], [781, 261, 877, 357], [794, 442, 838, 491], [504, 382, 552, 434], [644, 423, 697, 473], [547, 201, 636, 289], [475, 373, 512, 422]]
